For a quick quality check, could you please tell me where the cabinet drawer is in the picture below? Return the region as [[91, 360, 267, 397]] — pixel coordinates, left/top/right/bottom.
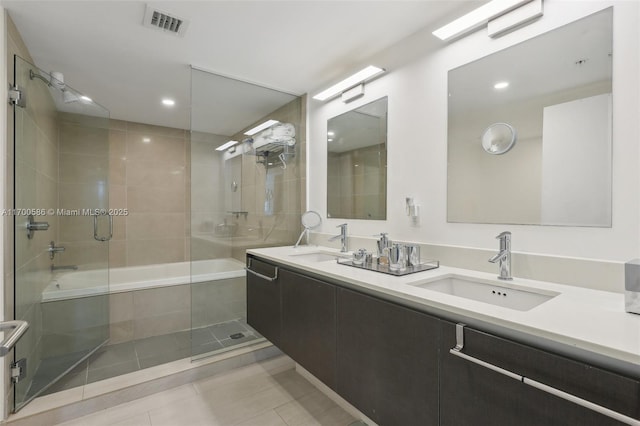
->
[[441, 321, 640, 425], [246, 256, 281, 346]]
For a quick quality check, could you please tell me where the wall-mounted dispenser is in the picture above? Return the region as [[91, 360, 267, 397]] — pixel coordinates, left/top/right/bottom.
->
[[406, 197, 420, 218]]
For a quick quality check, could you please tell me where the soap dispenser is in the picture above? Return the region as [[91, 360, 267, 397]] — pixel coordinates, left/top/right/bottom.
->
[[377, 233, 392, 265]]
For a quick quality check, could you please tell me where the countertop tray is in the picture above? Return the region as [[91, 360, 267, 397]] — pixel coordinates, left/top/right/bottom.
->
[[336, 258, 439, 276]]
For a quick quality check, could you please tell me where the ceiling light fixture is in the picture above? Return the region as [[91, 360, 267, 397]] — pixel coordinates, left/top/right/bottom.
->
[[494, 81, 510, 89], [432, 0, 533, 41], [313, 66, 385, 101], [215, 140, 239, 151], [244, 120, 279, 136], [142, 137, 151, 143], [162, 98, 175, 106]]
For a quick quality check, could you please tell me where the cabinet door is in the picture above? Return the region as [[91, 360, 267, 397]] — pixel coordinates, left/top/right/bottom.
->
[[337, 288, 440, 426], [281, 269, 337, 389], [440, 321, 640, 426], [246, 256, 281, 347]]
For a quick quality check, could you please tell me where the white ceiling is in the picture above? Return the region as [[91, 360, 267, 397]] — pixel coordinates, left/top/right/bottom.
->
[[3, 0, 475, 133]]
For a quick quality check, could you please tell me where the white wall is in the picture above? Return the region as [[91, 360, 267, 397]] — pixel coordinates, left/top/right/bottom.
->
[[308, 0, 640, 262]]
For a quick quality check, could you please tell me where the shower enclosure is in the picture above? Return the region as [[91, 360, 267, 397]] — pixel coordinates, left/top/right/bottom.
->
[[9, 57, 304, 413], [12, 56, 111, 410]]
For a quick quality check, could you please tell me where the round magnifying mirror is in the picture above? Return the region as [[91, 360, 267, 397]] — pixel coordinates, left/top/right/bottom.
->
[[294, 211, 322, 248], [301, 211, 321, 229], [481, 123, 517, 155]]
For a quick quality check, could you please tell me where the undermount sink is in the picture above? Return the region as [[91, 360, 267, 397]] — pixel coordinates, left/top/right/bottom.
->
[[289, 251, 347, 262], [409, 275, 559, 311]]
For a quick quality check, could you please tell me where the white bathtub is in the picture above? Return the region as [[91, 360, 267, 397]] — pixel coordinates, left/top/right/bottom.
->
[[42, 258, 246, 302]]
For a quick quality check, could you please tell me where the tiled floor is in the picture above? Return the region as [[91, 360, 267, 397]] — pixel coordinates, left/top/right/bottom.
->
[[38, 319, 261, 396], [54, 356, 358, 426]]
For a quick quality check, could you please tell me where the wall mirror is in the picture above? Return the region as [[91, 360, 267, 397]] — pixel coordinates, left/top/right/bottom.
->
[[327, 97, 388, 220], [447, 8, 612, 227]]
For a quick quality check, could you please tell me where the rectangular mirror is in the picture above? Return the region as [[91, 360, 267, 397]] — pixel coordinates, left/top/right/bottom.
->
[[447, 8, 612, 227], [327, 97, 388, 220]]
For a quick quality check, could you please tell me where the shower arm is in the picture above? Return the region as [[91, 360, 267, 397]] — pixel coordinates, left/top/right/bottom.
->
[[29, 69, 52, 87]]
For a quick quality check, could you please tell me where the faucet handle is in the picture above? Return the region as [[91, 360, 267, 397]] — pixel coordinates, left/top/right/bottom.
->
[[337, 223, 347, 229], [496, 231, 511, 240]]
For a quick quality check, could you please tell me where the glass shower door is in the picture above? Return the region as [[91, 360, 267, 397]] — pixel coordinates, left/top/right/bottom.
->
[[12, 56, 110, 411]]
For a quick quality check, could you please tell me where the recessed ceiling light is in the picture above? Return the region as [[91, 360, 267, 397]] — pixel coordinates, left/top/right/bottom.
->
[[215, 140, 238, 151], [80, 95, 92, 102], [313, 66, 385, 101], [162, 98, 175, 106], [142, 137, 151, 143], [328, 131, 335, 136], [328, 138, 334, 142], [494, 81, 510, 89], [244, 120, 279, 136]]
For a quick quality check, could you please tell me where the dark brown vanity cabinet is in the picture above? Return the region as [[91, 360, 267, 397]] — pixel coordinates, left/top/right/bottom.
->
[[440, 321, 640, 426], [280, 268, 337, 389], [336, 288, 441, 426], [246, 257, 282, 346], [246, 257, 338, 390], [247, 255, 639, 426]]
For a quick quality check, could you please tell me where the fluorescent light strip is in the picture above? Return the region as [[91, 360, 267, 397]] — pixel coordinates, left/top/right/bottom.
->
[[215, 140, 238, 151], [313, 66, 385, 101], [432, 0, 533, 41], [244, 119, 279, 136]]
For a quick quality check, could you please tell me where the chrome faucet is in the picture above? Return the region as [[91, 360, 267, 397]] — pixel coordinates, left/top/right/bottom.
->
[[488, 231, 512, 280], [48, 241, 65, 260], [329, 223, 348, 253]]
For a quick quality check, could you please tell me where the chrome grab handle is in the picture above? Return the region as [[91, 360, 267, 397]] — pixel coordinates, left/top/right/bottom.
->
[[93, 213, 113, 242], [0, 321, 29, 356], [450, 324, 640, 426], [246, 258, 278, 282]]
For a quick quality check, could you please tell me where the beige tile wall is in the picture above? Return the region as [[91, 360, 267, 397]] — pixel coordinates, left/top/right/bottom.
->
[[108, 277, 245, 344], [57, 118, 189, 269], [190, 131, 232, 262]]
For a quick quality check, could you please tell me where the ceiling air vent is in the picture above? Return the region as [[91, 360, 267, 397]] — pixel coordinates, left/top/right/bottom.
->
[[143, 5, 189, 36]]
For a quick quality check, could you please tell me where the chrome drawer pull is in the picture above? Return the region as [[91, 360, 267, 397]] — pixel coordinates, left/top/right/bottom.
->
[[246, 259, 278, 282], [450, 324, 640, 426], [246, 267, 279, 282]]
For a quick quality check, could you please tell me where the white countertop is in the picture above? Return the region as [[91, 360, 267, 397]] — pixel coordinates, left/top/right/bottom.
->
[[248, 245, 640, 369]]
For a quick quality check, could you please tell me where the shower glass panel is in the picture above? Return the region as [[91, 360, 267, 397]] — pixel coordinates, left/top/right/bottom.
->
[[189, 68, 305, 359], [13, 56, 110, 411]]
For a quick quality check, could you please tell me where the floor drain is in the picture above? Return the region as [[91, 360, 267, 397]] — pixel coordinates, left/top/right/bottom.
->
[[230, 333, 245, 339]]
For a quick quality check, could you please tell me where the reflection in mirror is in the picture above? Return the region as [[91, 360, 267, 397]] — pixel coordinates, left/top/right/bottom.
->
[[447, 8, 612, 227], [327, 97, 388, 220], [190, 68, 304, 257]]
